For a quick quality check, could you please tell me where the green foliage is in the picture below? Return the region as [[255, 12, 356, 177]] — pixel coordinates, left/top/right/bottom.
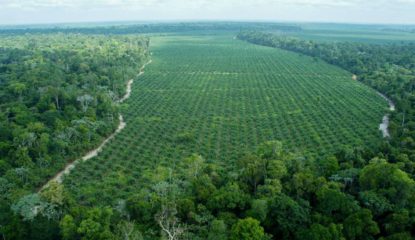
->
[[358, 190, 393, 216], [176, 131, 195, 143], [77, 207, 114, 240], [40, 182, 65, 206], [237, 154, 264, 193], [359, 160, 415, 208], [11, 193, 58, 221], [230, 217, 265, 240], [290, 170, 326, 199], [316, 184, 360, 220], [208, 182, 249, 212], [257, 141, 283, 160], [246, 199, 268, 222], [299, 223, 345, 240], [126, 191, 157, 224], [60, 215, 77, 240], [381, 232, 413, 240], [114, 221, 143, 240], [256, 179, 283, 198], [383, 210, 412, 235], [207, 219, 228, 240], [342, 209, 380, 240], [266, 194, 310, 238], [183, 154, 205, 179], [315, 156, 340, 178], [192, 175, 217, 203], [267, 159, 287, 180]]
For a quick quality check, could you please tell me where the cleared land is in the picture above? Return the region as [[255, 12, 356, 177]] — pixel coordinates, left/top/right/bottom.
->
[[64, 35, 388, 204]]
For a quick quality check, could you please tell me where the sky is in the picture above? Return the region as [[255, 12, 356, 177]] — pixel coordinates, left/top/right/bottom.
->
[[1, 0, 415, 25]]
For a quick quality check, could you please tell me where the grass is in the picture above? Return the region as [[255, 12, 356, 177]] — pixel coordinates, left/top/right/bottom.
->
[[64, 34, 388, 204]]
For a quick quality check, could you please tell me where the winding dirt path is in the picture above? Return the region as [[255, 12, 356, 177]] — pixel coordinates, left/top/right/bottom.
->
[[118, 60, 153, 103], [376, 91, 395, 138], [40, 60, 152, 190], [352, 75, 395, 139]]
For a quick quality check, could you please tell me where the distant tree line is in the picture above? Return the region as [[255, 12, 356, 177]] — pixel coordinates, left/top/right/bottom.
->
[[380, 28, 415, 33], [0, 22, 302, 35]]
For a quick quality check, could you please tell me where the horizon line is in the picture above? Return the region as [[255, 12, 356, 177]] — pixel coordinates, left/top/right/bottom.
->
[[1, 19, 415, 28]]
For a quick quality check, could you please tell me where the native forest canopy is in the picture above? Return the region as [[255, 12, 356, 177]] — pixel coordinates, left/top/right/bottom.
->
[[0, 22, 415, 240]]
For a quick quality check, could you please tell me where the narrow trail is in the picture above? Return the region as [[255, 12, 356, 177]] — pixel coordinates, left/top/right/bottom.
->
[[352, 75, 395, 138], [377, 91, 396, 138], [118, 60, 153, 103], [40, 59, 152, 190]]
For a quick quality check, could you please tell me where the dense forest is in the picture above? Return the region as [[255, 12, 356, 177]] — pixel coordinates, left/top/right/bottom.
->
[[1, 26, 415, 240], [5, 141, 414, 239], [0, 34, 149, 239]]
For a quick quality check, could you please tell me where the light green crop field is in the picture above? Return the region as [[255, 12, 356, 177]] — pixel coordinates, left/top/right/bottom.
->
[[289, 25, 415, 43], [64, 34, 388, 204]]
